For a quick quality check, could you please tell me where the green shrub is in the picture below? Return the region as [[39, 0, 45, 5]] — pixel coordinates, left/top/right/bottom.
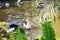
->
[[15, 28, 28, 40], [9, 28, 28, 40], [41, 20, 56, 40]]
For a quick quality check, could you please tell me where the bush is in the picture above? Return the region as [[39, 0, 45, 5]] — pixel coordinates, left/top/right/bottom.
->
[[41, 20, 56, 40]]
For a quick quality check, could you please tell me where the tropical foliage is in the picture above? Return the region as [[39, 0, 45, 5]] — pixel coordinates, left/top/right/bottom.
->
[[41, 20, 56, 40]]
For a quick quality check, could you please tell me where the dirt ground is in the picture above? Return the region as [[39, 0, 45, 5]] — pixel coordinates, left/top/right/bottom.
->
[[54, 14, 60, 37]]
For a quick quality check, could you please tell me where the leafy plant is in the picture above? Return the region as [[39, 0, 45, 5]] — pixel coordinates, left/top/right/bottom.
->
[[9, 33, 15, 40], [9, 28, 28, 40], [15, 28, 28, 40], [41, 20, 56, 40]]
